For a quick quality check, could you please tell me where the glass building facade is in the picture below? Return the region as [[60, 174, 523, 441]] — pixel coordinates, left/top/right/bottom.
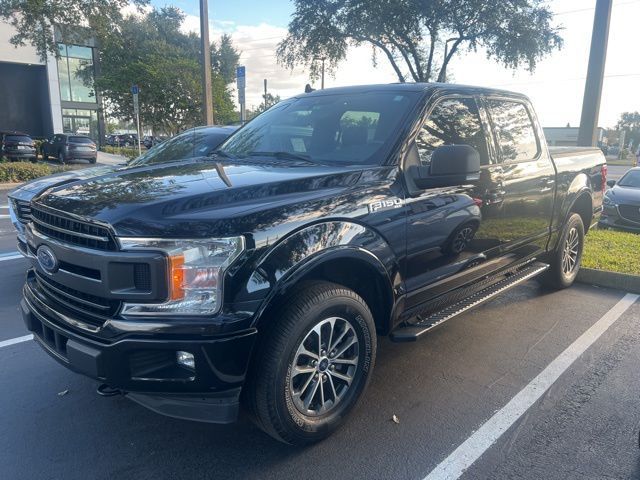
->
[[57, 43, 101, 142]]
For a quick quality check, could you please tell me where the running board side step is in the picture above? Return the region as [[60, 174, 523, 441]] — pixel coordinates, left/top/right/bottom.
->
[[390, 262, 550, 342]]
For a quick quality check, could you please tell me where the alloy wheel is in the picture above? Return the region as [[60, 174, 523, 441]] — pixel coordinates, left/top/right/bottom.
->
[[289, 316, 359, 417], [562, 227, 580, 275]]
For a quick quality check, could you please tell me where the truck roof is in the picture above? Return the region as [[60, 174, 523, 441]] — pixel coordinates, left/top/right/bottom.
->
[[299, 82, 529, 101]]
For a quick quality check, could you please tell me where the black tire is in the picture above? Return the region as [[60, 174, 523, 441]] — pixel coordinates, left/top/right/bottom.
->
[[539, 213, 584, 290], [89, 156, 97, 164], [442, 221, 478, 256], [244, 281, 377, 445]]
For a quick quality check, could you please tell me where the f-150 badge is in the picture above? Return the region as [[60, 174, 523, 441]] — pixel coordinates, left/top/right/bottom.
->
[[368, 198, 403, 213]]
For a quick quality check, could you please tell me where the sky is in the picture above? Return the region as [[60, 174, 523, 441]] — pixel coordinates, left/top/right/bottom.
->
[[146, 0, 640, 128]]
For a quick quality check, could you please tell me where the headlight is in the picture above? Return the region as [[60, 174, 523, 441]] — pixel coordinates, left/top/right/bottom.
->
[[8, 198, 24, 234], [118, 237, 245, 316], [603, 194, 616, 207]]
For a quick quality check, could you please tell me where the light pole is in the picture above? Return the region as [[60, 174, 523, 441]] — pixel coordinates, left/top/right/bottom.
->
[[314, 57, 326, 89], [200, 0, 214, 125], [577, 0, 613, 146], [440, 38, 457, 83]]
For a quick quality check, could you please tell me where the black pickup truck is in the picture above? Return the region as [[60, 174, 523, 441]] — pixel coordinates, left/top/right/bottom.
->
[[18, 83, 606, 445]]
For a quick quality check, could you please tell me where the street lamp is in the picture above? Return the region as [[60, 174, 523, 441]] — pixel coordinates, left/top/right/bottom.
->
[[314, 57, 327, 89]]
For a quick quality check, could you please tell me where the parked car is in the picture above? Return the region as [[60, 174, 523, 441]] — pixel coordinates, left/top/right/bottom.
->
[[17, 84, 605, 445], [0, 131, 36, 162], [41, 134, 97, 164], [599, 167, 640, 232], [9, 126, 237, 255], [143, 135, 167, 149]]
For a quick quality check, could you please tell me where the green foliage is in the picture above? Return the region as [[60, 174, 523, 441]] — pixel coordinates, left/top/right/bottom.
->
[[616, 111, 640, 149], [0, 162, 55, 182], [583, 228, 640, 275], [0, 0, 148, 61], [94, 7, 239, 134], [278, 0, 563, 83], [101, 146, 139, 160]]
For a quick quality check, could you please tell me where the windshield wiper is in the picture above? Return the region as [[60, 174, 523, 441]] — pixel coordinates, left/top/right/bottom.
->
[[209, 149, 235, 159], [247, 151, 314, 163]]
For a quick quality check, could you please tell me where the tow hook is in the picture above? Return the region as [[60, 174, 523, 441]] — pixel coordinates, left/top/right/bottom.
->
[[96, 383, 122, 397]]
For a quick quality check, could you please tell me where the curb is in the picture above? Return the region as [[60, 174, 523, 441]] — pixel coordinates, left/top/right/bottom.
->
[[576, 268, 640, 294]]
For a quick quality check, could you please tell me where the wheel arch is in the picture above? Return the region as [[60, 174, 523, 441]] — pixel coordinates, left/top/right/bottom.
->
[[248, 220, 399, 336]]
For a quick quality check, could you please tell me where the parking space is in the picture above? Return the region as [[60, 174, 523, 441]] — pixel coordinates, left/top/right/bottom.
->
[[1, 187, 639, 479]]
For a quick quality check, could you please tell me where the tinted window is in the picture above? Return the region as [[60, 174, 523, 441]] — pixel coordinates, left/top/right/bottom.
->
[[5, 135, 32, 143], [218, 91, 418, 166], [488, 100, 539, 162], [69, 136, 93, 144], [618, 170, 640, 188], [416, 97, 490, 166]]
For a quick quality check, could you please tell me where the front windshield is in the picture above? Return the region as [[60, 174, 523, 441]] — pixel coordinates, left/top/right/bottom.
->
[[128, 128, 231, 166], [618, 170, 640, 188], [217, 91, 419, 166]]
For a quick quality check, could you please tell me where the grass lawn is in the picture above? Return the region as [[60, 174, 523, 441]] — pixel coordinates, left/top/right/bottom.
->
[[583, 228, 640, 275]]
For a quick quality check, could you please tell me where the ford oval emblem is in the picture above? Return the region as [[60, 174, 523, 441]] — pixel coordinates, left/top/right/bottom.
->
[[37, 245, 59, 274]]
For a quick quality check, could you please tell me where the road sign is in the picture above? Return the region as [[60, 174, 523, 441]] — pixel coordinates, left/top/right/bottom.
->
[[131, 85, 139, 95], [236, 66, 246, 89]]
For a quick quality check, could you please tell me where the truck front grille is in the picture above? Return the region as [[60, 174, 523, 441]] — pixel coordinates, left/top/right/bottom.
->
[[34, 272, 120, 327], [11, 198, 32, 224], [31, 206, 117, 251], [618, 205, 640, 224]]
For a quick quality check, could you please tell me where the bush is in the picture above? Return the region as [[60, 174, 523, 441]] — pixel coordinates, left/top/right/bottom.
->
[[101, 146, 139, 160], [0, 162, 56, 182]]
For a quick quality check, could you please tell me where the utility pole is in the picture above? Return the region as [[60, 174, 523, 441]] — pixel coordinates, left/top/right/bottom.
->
[[200, 0, 214, 125], [577, 0, 613, 146], [264, 78, 268, 108], [320, 57, 326, 89]]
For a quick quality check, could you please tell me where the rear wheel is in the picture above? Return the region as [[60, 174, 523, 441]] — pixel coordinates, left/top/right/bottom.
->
[[540, 213, 584, 289], [244, 281, 376, 445]]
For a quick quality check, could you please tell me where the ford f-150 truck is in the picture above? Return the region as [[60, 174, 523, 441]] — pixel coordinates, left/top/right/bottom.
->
[[18, 83, 606, 445]]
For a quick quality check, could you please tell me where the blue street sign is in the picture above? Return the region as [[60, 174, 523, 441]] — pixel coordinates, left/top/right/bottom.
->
[[236, 66, 246, 90], [131, 85, 139, 95], [236, 66, 245, 78]]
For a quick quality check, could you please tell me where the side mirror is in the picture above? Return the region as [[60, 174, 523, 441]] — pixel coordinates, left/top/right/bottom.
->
[[409, 145, 481, 189], [607, 179, 616, 187]]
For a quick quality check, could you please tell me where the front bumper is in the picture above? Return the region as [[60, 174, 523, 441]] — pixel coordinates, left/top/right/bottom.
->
[[21, 279, 258, 424], [599, 207, 640, 232]]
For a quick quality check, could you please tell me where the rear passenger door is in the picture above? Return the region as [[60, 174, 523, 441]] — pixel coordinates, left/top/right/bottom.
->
[[483, 97, 555, 257]]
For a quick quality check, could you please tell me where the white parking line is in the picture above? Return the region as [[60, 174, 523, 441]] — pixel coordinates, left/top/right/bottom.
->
[[0, 252, 23, 262], [424, 293, 639, 480], [0, 335, 33, 349], [0, 214, 10, 219]]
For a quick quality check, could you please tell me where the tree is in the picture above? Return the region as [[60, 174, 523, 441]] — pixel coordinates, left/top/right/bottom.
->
[[92, 7, 239, 133], [0, 0, 148, 61], [616, 112, 640, 148], [277, 0, 563, 83], [256, 93, 282, 114]]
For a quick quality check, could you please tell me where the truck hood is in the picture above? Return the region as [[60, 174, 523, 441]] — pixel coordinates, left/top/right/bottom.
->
[[34, 158, 363, 237]]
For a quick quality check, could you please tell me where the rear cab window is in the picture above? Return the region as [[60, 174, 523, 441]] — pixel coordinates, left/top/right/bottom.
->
[[486, 99, 540, 162]]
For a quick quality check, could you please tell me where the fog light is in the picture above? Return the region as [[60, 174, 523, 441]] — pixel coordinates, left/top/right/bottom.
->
[[176, 351, 195, 370]]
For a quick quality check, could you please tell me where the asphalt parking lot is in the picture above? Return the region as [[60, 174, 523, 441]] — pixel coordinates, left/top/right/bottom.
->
[[2, 184, 640, 480]]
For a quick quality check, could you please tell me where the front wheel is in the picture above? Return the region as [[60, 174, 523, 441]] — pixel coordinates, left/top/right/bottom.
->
[[540, 213, 585, 289], [244, 281, 376, 445]]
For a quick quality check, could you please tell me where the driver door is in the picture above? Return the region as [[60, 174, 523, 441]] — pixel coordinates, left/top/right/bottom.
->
[[403, 95, 509, 309]]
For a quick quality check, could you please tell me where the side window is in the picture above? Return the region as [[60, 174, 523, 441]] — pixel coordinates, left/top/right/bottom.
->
[[487, 100, 539, 162], [416, 97, 490, 167]]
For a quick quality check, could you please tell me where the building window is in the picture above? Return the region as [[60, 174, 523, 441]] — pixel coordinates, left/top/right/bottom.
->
[[57, 44, 96, 103], [61, 108, 99, 142]]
